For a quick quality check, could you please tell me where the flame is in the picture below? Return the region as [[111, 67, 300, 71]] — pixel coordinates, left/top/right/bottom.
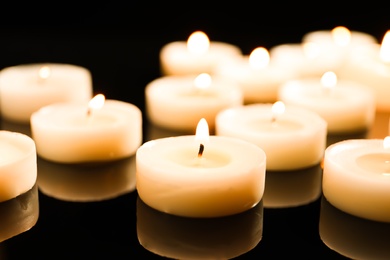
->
[[88, 94, 105, 115], [195, 118, 210, 143], [194, 73, 212, 90], [332, 26, 351, 46], [380, 30, 390, 63], [384, 136, 390, 149], [249, 47, 270, 69], [38, 66, 51, 80], [321, 71, 337, 90], [271, 101, 285, 121], [187, 31, 210, 54]]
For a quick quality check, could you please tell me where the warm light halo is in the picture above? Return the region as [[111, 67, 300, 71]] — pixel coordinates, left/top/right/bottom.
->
[[195, 118, 210, 143], [321, 71, 337, 89], [187, 31, 210, 54], [380, 30, 390, 63], [271, 101, 285, 117], [332, 26, 351, 46], [194, 73, 212, 90], [88, 94, 105, 111], [249, 47, 270, 69], [38, 66, 51, 80]]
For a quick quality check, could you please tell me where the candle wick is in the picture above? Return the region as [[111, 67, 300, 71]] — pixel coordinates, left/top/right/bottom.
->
[[198, 143, 204, 158]]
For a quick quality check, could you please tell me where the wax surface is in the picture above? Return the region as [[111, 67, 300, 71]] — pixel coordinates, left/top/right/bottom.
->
[[136, 135, 266, 218]]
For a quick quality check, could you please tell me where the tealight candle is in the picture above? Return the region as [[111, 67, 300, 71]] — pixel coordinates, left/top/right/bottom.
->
[[215, 102, 327, 171], [30, 94, 142, 164], [214, 47, 295, 103], [0, 63, 93, 123], [145, 73, 243, 132], [322, 137, 390, 222], [159, 31, 242, 76], [278, 71, 376, 134], [338, 30, 390, 112], [0, 131, 37, 203], [136, 118, 266, 218]]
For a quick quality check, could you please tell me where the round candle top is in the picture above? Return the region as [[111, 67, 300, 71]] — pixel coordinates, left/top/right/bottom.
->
[[145, 73, 243, 132], [278, 71, 376, 134], [0, 63, 93, 123], [214, 47, 295, 103], [160, 31, 242, 76], [136, 119, 266, 218], [322, 137, 390, 222], [30, 95, 142, 164], [215, 102, 327, 171], [0, 131, 37, 203]]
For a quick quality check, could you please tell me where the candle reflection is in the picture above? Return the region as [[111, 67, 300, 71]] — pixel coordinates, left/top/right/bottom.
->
[[263, 164, 322, 208], [37, 156, 136, 202], [0, 184, 39, 242], [136, 197, 263, 259], [319, 196, 390, 259]]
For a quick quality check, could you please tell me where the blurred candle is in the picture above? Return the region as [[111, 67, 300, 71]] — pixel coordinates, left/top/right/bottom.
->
[[159, 31, 242, 76], [214, 47, 295, 103], [0, 63, 93, 123]]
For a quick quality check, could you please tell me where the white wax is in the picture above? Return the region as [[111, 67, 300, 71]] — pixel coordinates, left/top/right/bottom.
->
[[215, 103, 327, 171], [303, 29, 377, 47], [269, 43, 343, 78], [30, 100, 142, 164], [0, 131, 37, 202], [214, 54, 295, 103], [145, 75, 243, 132], [160, 41, 242, 76], [278, 78, 376, 134], [0, 63, 93, 123], [323, 139, 390, 222], [337, 43, 390, 112], [136, 135, 266, 218]]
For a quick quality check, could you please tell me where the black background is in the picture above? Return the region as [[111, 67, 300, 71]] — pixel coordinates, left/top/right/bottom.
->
[[0, 4, 389, 259]]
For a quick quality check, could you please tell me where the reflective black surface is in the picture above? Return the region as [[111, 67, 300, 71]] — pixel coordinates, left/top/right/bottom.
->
[[0, 8, 389, 259]]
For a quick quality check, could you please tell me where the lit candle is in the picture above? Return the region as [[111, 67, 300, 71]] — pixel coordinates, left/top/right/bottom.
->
[[278, 71, 376, 134], [0, 185, 39, 242], [30, 94, 142, 164], [322, 136, 390, 222], [214, 47, 295, 103], [215, 102, 327, 171], [338, 30, 390, 112], [159, 31, 242, 76], [0, 63, 93, 123], [0, 131, 37, 202], [145, 73, 243, 132], [136, 118, 266, 218]]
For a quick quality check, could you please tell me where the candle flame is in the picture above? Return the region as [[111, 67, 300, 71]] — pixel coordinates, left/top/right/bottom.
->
[[249, 47, 270, 69], [332, 26, 351, 46], [195, 118, 209, 158], [302, 42, 321, 59], [384, 136, 390, 149], [194, 73, 212, 90], [187, 31, 210, 55], [380, 30, 390, 63], [321, 71, 337, 91], [38, 66, 51, 80], [271, 101, 285, 122], [87, 94, 105, 116]]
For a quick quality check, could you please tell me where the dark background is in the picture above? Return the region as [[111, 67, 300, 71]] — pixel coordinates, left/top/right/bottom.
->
[[0, 5, 389, 259]]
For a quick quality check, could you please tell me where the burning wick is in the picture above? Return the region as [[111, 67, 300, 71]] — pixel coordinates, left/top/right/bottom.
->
[[198, 143, 205, 158], [195, 118, 209, 158]]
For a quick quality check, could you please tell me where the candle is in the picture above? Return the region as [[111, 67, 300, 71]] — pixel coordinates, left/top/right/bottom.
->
[[0, 63, 93, 123], [322, 137, 390, 222], [269, 42, 343, 78], [137, 197, 263, 259], [30, 94, 142, 164], [0, 185, 39, 242], [278, 71, 376, 134], [136, 118, 266, 218], [159, 31, 242, 76], [263, 164, 322, 208], [214, 47, 295, 103], [215, 102, 327, 171], [145, 73, 243, 132], [338, 30, 390, 112], [37, 156, 136, 202], [0, 130, 37, 203]]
